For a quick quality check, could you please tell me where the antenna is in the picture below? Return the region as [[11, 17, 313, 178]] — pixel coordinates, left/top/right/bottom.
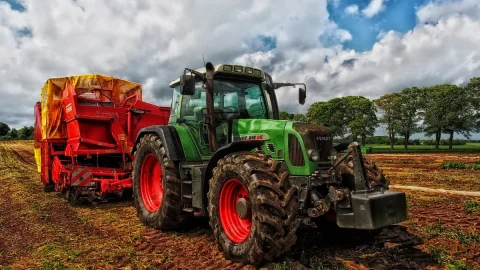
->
[[202, 54, 206, 66]]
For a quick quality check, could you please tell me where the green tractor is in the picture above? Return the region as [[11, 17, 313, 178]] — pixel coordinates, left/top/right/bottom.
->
[[131, 62, 407, 265]]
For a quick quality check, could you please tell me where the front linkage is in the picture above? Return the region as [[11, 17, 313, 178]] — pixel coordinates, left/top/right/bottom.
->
[[304, 142, 408, 230]]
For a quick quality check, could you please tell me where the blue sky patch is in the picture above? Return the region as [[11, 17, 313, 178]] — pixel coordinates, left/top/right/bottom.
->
[[248, 34, 277, 52], [327, 0, 430, 52], [16, 27, 32, 37], [1, 0, 25, 11]]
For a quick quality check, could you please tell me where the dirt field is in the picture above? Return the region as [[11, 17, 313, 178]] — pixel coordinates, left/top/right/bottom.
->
[[0, 141, 479, 269]]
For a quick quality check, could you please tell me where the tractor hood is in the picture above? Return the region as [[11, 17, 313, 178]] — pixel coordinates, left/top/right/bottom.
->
[[232, 119, 333, 176], [232, 119, 288, 143]]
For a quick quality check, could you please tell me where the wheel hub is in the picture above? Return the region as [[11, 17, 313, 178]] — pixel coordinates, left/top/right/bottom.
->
[[236, 198, 251, 220], [219, 178, 252, 243], [140, 154, 163, 213]]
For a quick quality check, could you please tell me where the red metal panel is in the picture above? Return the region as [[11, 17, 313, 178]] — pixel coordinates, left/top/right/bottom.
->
[[38, 75, 172, 199]]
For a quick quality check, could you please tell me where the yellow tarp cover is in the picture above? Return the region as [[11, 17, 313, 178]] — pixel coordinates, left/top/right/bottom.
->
[[41, 74, 142, 140], [34, 148, 41, 172]]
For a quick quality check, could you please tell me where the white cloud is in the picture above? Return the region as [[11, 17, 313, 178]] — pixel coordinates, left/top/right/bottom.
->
[[417, 0, 480, 23], [1, 0, 480, 137], [362, 0, 385, 18], [0, 0, 340, 127], [345, 5, 359, 15]]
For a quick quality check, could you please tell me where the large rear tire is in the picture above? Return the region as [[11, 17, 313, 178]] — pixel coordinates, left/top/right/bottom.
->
[[208, 152, 298, 266], [133, 134, 191, 229]]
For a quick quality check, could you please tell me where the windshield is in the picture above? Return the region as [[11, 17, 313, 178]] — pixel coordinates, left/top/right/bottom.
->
[[180, 80, 268, 120]]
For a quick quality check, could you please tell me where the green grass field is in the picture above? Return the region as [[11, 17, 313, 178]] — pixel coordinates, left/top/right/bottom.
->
[[364, 143, 480, 153]]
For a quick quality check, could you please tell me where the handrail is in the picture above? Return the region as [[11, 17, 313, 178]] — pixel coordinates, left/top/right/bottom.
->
[[119, 94, 139, 108]]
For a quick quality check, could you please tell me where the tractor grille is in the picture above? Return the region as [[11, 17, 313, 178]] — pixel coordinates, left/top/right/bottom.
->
[[288, 134, 305, 166], [292, 122, 333, 162], [309, 130, 333, 161]]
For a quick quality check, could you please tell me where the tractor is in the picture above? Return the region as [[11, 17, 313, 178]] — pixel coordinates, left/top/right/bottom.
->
[[131, 63, 408, 265]]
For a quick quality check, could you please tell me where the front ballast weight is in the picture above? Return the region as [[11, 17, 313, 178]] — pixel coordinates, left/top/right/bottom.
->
[[307, 142, 408, 230]]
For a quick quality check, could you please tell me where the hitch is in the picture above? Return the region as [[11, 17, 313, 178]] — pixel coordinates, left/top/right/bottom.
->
[[308, 186, 348, 218], [327, 142, 369, 191], [307, 142, 408, 229]]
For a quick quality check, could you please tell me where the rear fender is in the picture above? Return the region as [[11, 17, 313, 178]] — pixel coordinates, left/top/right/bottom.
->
[[132, 126, 185, 161], [203, 140, 263, 207]]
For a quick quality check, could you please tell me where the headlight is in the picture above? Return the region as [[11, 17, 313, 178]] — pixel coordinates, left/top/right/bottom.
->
[[307, 149, 320, 162]]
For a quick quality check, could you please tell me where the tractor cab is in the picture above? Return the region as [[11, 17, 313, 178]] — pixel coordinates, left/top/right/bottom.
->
[[168, 64, 305, 157]]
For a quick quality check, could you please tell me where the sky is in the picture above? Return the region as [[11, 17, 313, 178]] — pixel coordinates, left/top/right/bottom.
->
[[0, 0, 479, 139]]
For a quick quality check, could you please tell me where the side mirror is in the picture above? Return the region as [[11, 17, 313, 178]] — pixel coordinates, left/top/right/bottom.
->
[[180, 75, 196, 95], [299, 88, 306, 105]]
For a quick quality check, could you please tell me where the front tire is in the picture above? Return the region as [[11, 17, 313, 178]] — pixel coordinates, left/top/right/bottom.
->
[[133, 134, 191, 229], [208, 152, 298, 266], [335, 153, 388, 189], [315, 153, 386, 240]]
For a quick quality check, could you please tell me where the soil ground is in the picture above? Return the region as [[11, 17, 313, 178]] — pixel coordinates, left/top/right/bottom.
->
[[0, 141, 478, 269]]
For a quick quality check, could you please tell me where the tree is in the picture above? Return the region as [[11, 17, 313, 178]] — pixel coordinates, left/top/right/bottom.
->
[[9, 128, 18, 139], [441, 85, 477, 149], [466, 77, 480, 131], [307, 98, 349, 137], [293, 114, 307, 122], [374, 93, 401, 149], [279, 111, 291, 120], [0, 122, 10, 136], [397, 87, 422, 149], [423, 85, 453, 150], [307, 97, 377, 144], [345, 96, 378, 146], [18, 126, 34, 140]]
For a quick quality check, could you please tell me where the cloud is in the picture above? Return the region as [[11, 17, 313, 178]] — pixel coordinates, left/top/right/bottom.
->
[[0, 0, 480, 140], [233, 0, 480, 115], [417, 0, 480, 24], [0, 0, 340, 127], [362, 0, 385, 18], [345, 5, 359, 15]]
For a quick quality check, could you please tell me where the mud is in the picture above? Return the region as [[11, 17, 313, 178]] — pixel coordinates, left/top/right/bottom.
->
[[0, 141, 478, 269]]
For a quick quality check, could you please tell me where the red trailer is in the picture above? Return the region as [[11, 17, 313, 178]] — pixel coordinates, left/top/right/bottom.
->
[[34, 75, 169, 203]]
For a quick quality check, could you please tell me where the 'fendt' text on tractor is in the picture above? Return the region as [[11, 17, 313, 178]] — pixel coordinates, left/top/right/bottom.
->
[[131, 63, 408, 265]]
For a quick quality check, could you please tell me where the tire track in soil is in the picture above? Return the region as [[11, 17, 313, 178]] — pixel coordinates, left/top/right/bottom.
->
[[132, 228, 254, 270], [3, 142, 475, 269], [291, 225, 435, 270], [0, 142, 138, 268], [0, 141, 255, 269], [405, 191, 480, 268]]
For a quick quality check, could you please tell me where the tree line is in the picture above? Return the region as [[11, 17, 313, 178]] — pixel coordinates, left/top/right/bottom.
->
[[0, 122, 34, 141], [281, 77, 480, 150]]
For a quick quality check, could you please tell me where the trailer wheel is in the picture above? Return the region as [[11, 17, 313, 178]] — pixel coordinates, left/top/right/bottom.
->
[[42, 171, 55, 192], [43, 183, 55, 192], [133, 134, 191, 229], [208, 152, 298, 266]]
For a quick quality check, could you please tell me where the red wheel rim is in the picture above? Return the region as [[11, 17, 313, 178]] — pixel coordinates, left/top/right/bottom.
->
[[140, 154, 163, 212], [219, 178, 252, 243]]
